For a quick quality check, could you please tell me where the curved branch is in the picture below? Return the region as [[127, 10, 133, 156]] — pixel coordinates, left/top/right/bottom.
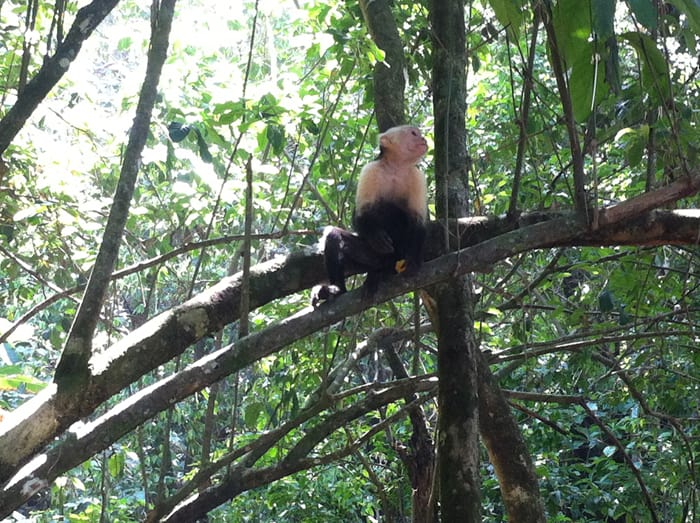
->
[[593, 350, 697, 493], [1, 206, 699, 488], [478, 351, 546, 521], [5, 170, 695, 347], [580, 403, 660, 522], [0, 0, 121, 155]]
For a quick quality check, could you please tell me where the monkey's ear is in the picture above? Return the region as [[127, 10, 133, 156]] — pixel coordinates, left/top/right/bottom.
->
[[379, 131, 393, 149]]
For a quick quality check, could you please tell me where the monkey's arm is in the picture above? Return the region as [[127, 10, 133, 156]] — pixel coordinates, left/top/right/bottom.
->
[[352, 216, 394, 255], [353, 203, 404, 256]]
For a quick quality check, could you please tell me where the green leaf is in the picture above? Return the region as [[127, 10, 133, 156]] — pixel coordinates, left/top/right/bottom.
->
[[0, 364, 22, 376], [0, 367, 46, 394], [193, 128, 213, 163], [618, 305, 631, 325], [302, 118, 320, 135], [628, 0, 658, 30], [553, 0, 592, 66], [257, 93, 285, 120], [614, 125, 649, 167], [0, 223, 14, 242], [13, 204, 48, 222], [488, 0, 523, 38], [592, 0, 615, 40], [117, 36, 132, 51], [108, 452, 125, 478], [604, 35, 621, 94], [214, 100, 246, 125], [669, 0, 700, 34], [621, 32, 671, 103], [569, 45, 609, 122], [626, 138, 645, 167], [365, 41, 385, 65], [244, 401, 264, 429], [552, 0, 611, 121], [602, 445, 618, 457], [266, 124, 286, 156]]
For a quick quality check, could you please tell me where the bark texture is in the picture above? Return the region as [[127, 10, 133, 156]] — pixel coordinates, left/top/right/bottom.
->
[[359, 0, 406, 130], [430, 1, 482, 521], [478, 352, 546, 522]]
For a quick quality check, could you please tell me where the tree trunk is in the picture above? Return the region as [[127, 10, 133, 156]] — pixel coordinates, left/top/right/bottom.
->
[[430, 0, 482, 521], [383, 334, 437, 522], [478, 352, 546, 522], [359, 0, 406, 131], [435, 280, 481, 521]]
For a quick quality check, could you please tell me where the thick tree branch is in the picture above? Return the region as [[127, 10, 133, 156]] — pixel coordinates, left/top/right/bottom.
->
[[147, 346, 410, 520], [478, 350, 546, 522], [4, 171, 694, 347], [0, 230, 315, 346], [430, 1, 484, 521], [0, 0, 178, 483], [1, 207, 698, 489], [597, 174, 700, 227], [0, 331, 435, 517]]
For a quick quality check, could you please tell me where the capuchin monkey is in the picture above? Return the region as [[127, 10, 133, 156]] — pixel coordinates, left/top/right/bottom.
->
[[312, 125, 428, 306]]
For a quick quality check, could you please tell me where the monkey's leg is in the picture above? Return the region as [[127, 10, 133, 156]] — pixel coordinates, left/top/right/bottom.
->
[[403, 220, 427, 273], [312, 226, 388, 306], [324, 226, 388, 281]]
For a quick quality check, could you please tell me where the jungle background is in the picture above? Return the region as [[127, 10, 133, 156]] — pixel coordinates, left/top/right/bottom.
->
[[0, 0, 699, 521]]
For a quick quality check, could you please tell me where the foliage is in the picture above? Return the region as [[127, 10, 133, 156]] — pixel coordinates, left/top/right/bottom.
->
[[0, 0, 698, 521]]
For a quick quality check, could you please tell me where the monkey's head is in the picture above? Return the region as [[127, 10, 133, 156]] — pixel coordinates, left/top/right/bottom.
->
[[378, 125, 427, 163]]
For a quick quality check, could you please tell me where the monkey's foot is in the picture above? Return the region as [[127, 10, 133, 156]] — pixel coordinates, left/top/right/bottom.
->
[[311, 284, 344, 307]]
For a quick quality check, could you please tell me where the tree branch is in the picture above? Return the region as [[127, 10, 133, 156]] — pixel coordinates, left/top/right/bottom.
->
[[0, 230, 315, 346], [540, 2, 588, 218], [160, 378, 437, 522], [508, 10, 540, 218], [0, 0, 121, 155], [382, 331, 437, 523], [54, 0, 177, 392], [1, 206, 699, 487]]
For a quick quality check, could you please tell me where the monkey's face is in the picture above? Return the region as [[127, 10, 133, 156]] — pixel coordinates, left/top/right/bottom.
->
[[380, 125, 427, 163], [403, 127, 428, 160]]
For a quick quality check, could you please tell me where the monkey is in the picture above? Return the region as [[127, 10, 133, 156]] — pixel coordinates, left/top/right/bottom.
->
[[312, 125, 428, 306]]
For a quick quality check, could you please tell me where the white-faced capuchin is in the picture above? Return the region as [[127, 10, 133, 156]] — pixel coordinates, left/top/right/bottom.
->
[[312, 125, 428, 306]]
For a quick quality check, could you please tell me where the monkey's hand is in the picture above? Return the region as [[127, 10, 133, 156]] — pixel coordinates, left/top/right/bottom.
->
[[365, 229, 394, 255], [397, 257, 421, 276], [395, 259, 407, 273]]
